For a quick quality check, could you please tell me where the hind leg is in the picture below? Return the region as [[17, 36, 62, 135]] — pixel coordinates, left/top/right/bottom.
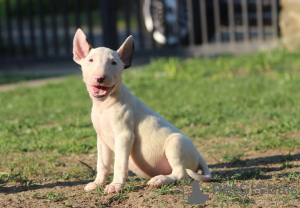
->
[[147, 133, 198, 186]]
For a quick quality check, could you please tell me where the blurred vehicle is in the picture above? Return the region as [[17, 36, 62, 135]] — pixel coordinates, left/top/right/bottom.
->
[[142, 0, 188, 45], [142, 0, 275, 45]]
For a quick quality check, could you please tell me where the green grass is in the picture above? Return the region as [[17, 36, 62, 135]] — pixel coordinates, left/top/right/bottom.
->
[[221, 152, 244, 162], [1, 49, 300, 155], [32, 191, 69, 203]]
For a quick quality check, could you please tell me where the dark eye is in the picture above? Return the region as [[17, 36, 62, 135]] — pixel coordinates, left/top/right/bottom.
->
[[112, 61, 117, 65], [89, 59, 93, 62]]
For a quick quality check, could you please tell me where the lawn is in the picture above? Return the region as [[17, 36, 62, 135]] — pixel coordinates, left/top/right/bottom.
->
[[1, 49, 300, 207]]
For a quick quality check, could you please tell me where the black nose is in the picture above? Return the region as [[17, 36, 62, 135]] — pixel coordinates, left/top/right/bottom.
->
[[97, 76, 105, 84]]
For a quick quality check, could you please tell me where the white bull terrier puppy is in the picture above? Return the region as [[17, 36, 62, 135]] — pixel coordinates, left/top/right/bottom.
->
[[73, 29, 211, 194]]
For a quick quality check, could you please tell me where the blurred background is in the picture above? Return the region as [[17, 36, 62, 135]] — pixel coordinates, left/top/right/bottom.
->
[[0, 0, 291, 76]]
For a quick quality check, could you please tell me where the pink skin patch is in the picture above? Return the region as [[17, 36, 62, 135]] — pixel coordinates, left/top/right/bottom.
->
[[87, 85, 115, 98]]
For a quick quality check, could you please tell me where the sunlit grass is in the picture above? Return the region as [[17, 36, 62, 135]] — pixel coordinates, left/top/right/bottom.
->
[[1, 49, 300, 154]]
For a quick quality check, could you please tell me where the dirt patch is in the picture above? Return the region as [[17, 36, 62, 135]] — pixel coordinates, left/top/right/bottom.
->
[[0, 77, 67, 92], [1, 147, 299, 207]]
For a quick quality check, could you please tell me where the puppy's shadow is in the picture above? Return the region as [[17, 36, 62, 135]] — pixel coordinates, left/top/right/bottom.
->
[[209, 153, 300, 181], [0, 180, 92, 195]]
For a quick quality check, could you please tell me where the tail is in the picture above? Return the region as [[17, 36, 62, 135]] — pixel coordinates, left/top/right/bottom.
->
[[186, 153, 211, 182]]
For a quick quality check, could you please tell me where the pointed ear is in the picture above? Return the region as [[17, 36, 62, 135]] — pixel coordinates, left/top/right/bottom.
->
[[73, 29, 92, 64], [117, 35, 135, 69]]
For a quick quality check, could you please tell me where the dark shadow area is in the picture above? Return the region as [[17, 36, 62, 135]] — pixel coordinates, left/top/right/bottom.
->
[[0, 171, 139, 195], [212, 167, 300, 181], [209, 153, 300, 169], [209, 153, 300, 181], [0, 180, 93, 195]]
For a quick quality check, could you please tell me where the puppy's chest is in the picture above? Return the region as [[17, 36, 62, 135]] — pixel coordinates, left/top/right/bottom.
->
[[92, 112, 116, 149]]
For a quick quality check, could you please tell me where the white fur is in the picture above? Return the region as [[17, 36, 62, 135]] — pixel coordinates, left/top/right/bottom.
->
[[73, 29, 211, 194]]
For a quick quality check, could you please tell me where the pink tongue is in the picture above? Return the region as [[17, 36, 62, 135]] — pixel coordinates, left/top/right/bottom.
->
[[99, 88, 107, 94], [93, 86, 108, 94], [93, 87, 100, 93]]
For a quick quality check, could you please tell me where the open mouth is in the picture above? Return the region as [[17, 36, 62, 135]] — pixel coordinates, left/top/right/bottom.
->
[[90, 85, 115, 98]]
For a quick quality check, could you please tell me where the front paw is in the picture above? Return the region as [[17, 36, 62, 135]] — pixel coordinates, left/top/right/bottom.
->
[[104, 183, 124, 194], [84, 182, 98, 191], [84, 177, 107, 191]]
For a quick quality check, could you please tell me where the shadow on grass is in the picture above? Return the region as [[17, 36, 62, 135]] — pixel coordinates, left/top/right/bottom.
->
[[209, 153, 300, 181], [210, 153, 300, 169], [0, 180, 93, 195]]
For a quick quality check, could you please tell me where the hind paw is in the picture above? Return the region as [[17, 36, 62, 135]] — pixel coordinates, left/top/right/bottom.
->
[[147, 175, 173, 187]]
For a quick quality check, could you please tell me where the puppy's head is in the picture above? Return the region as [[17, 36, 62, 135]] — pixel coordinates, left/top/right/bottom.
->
[[73, 29, 134, 100]]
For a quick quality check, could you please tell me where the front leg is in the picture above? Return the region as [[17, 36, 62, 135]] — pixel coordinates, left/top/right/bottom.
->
[[85, 135, 112, 191], [104, 133, 134, 193]]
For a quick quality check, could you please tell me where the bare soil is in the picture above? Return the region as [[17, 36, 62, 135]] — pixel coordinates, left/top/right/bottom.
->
[[1, 143, 299, 208]]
